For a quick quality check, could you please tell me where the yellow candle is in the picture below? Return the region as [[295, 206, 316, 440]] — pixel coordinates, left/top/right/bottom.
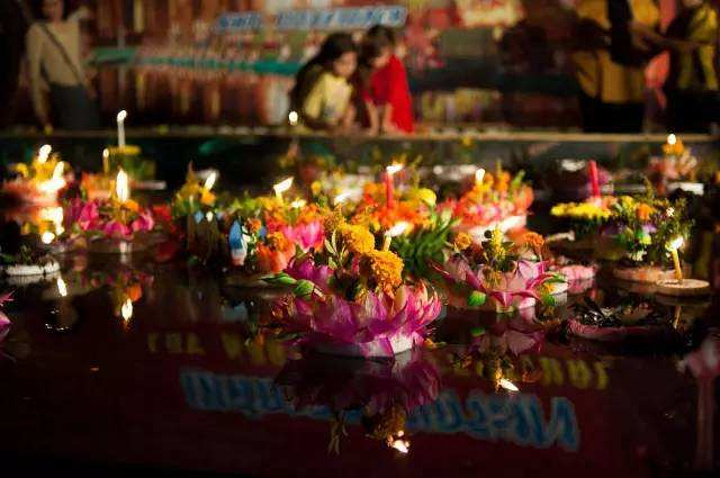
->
[[668, 236, 684, 282]]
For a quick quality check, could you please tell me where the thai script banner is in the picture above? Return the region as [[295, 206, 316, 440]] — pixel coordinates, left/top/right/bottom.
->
[[216, 7, 407, 32]]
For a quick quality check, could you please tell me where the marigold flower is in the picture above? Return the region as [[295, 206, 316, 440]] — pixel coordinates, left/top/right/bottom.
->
[[338, 223, 375, 255], [246, 218, 262, 233], [636, 203, 655, 222], [522, 231, 545, 251], [267, 231, 290, 251], [366, 250, 404, 293], [454, 232, 473, 251]]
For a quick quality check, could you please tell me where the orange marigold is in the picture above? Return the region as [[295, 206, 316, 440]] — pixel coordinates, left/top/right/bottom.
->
[[366, 250, 404, 293], [267, 231, 290, 251], [454, 232, 473, 251], [522, 231, 545, 251], [636, 203, 655, 222], [338, 223, 375, 255]]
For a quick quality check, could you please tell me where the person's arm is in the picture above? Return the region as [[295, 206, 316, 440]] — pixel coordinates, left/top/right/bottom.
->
[[26, 25, 50, 127], [365, 100, 379, 135]]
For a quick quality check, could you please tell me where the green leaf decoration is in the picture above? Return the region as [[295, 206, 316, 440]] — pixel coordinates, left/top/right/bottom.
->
[[541, 293, 557, 307], [468, 290, 487, 307], [293, 279, 315, 298], [264, 272, 297, 286], [470, 326, 486, 337]]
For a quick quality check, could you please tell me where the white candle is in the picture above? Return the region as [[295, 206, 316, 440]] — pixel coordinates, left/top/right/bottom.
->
[[273, 177, 293, 204], [116, 110, 128, 148], [38, 144, 52, 164], [383, 221, 411, 250], [116, 169, 130, 203], [204, 171, 217, 191], [475, 168, 485, 187]]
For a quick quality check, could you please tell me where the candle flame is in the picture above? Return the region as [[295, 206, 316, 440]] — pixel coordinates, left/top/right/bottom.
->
[[475, 168, 486, 183], [56, 277, 68, 298], [203, 171, 217, 191], [205, 211, 214, 222], [41, 231, 56, 244], [669, 236, 684, 251], [273, 177, 293, 195], [116, 110, 128, 122], [121, 298, 133, 322], [391, 439, 410, 454], [499, 378, 519, 392], [386, 221, 411, 238], [288, 110, 299, 126], [103, 148, 110, 159], [37, 162, 66, 194], [386, 163, 404, 176], [290, 199, 306, 209], [333, 192, 351, 205], [38, 144, 52, 164], [116, 169, 130, 203], [667, 134, 677, 146]]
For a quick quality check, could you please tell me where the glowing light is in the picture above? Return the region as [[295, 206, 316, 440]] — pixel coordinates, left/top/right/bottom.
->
[[41, 206, 64, 235], [115, 169, 130, 203], [116, 110, 127, 147], [386, 163, 404, 176], [37, 161, 66, 195], [668, 236, 684, 251], [290, 199, 306, 209], [116, 110, 128, 122], [391, 439, 410, 454], [475, 168, 485, 184], [41, 231, 55, 244], [273, 177, 293, 203], [205, 211, 214, 222], [203, 171, 217, 191], [121, 298, 133, 322], [102, 148, 109, 159], [386, 221, 411, 238], [667, 207, 675, 217], [667, 134, 677, 146], [38, 144, 52, 164], [288, 110, 299, 126], [333, 192, 351, 205], [499, 378, 519, 392], [56, 277, 68, 298]]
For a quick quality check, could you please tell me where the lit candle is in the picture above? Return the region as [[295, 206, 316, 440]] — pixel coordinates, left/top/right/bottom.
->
[[203, 171, 217, 191], [668, 236, 684, 282], [588, 160, 600, 198], [56, 277, 68, 298], [499, 378, 519, 392], [288, 110, 299, 127], [667, 133, 677, 148], [38, 144, 52, 164], [102, 148, 110, 174], [38, 161, 66, 195], [383, 221, 410, 251], [384, 163, 403, 210], [116, 110, 128, 148], [116, 169, 130, 203], [121, 298, 133, 322], [273, 177, 293, 204], [474, 168, 485, 187]]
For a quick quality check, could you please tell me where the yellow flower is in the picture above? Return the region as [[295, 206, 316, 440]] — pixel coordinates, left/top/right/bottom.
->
[[454, 232, 473, 251], [551, 202, 610, 221], [407, 187, 437, 207], [107, 145, 141, 156], [200, 189, 216, 206], [339, 223, 375, 255], [310, 181, 322, 196], [366, 250, 404, 293]]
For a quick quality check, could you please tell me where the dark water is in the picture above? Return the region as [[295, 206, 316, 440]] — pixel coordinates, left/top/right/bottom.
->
[[0, 249, 718, 477]]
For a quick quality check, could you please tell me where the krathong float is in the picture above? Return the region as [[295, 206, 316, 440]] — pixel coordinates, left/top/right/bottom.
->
[[442, 166, 533, 241], [648, 134, 700, 196], [2, 144, 69, 207], [567, 296, 673, 342], [603, 194, 691, 283], [276, 350, 440, 454], [549, 196, 613, 252], [655, 236, 711, 297], [65, 169, 156, 253], [434, 229, 566, 312], [269, 221, 442, 358], [0, 245, 60, 284]]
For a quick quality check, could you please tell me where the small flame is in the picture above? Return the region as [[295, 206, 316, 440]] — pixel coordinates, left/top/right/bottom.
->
[[102, 148, 110, 159], [205, 211, 214, 222], [116, 110, 128, 122], [668, 236, 684, 251], [391, 439, 410, 454], [121, 298, 133, 322], [38, 144, 52, 164], [288, 110, 299, 126], [333, 192, 351, 205], [116, 169, 130, 203], [667, 133, 677, 146], [290, 199, 306, 209], [475, 168, 486, 183], [204, 171, 217, 191], [386, 221, 411, 238], [56, 277, 68, 298], [499, 378, 519, 392], [37, 162, 66, 195], [41, 231, 55, 244], [273, 177, 293, 195], [386, 163, 404, 176]]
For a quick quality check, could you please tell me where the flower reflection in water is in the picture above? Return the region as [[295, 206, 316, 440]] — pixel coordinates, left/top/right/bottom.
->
[[276, 350, 440, 455]]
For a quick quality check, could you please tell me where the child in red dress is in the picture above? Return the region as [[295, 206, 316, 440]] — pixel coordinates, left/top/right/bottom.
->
[[359, 26, 414, 134]]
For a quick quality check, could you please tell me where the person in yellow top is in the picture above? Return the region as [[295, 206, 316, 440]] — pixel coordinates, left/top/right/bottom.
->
[[289, 33, 357, 133], [665, 0, 719, 132], [572, 0, 660, 132]]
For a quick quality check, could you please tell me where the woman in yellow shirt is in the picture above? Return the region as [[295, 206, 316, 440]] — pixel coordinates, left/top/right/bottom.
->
[[289, 33, 357, 133]]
